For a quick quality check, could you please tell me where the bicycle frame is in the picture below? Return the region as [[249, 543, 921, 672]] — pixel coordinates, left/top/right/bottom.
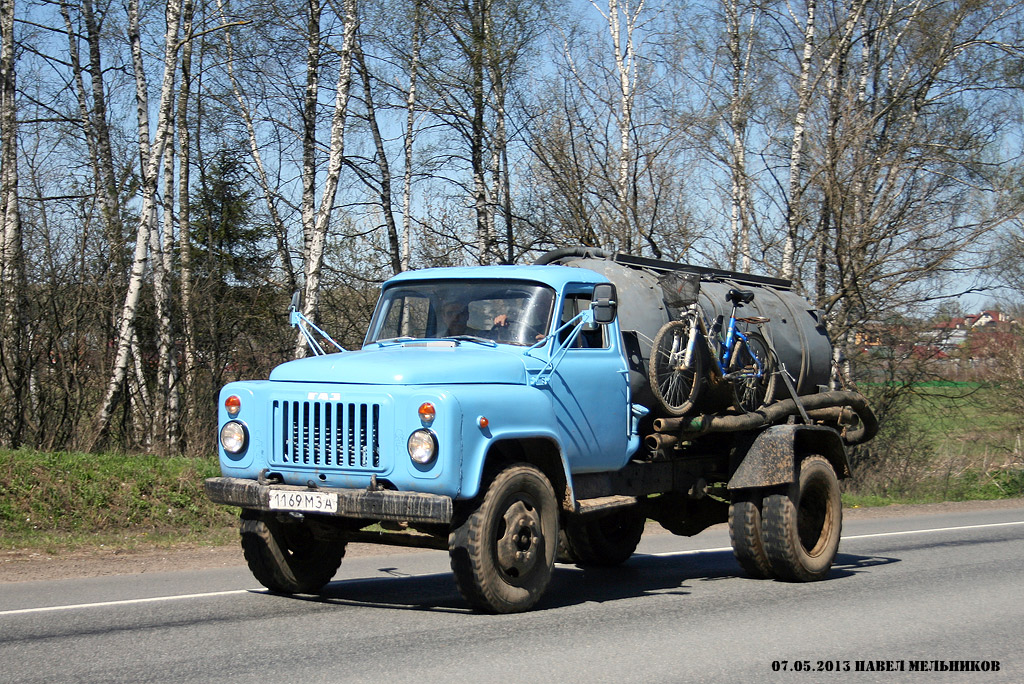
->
[[720, 313, 766, 380], [678, 302, 765, 381]]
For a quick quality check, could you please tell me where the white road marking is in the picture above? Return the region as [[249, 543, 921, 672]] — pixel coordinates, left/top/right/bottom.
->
[[841, 519, 1024, 540], [0, 589, 259, 617], [640, 520, 1024, 558], [2, 519, 1021, 617]]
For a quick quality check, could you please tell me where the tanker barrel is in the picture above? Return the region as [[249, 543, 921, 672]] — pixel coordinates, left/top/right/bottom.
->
[[538, 250, 835, 413]]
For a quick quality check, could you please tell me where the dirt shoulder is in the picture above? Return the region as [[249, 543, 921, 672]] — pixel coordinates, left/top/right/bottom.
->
[[2, 498, 1021, 584]]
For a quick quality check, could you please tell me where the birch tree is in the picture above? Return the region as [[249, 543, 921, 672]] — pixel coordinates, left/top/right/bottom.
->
[[177, 0, 199, 450], [780, 0, 817, 280], [807, 0, 1024, 369], [0, 0, 28, 446], [401, 0, 422, 271], [593, 0, 644, 254], [61, 0, 126, 278], [94, 0, 183, 446], [724, 0, 756, 271], [297, 0, 358, 355], [217, 0, 296, 293], [353, 40, 403, 274]]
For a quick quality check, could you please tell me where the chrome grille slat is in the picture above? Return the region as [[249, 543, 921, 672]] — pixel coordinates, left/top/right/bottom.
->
[[273, 399, 384, 471]]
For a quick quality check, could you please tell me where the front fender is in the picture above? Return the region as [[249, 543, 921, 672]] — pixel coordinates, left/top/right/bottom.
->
[[451, 384, 572, 502]]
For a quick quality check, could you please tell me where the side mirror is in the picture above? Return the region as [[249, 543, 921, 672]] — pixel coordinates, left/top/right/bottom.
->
[[591, 283, 617, 324]]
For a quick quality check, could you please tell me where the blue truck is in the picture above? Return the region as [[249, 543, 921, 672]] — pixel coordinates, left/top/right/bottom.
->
[[205, 249, 877, 613]]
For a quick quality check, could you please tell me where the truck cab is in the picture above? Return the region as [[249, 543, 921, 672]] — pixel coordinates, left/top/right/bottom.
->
[[207, 264, 641, 613], [213, 265, 636, 497]]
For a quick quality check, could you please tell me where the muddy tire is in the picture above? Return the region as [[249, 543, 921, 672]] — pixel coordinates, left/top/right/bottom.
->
[[563, 507, 645, 567], [649, 319, 704, 416], [449, 464, 559, 613], [761, 456, 842, 581], [728, 493, 772, 579], [240, 509, 345, 593]]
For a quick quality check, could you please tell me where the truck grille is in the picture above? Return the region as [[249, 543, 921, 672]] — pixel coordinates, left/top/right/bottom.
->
[[272, 400, 384, 471]]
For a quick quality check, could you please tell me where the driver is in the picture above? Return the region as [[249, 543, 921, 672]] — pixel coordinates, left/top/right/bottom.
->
[[437, 296, 546, 343], [438, 300, 479, 337]]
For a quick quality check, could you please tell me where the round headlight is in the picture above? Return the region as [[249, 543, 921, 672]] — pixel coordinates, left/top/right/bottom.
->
[[220, 421, 248, 454], [407, 429, 437, 465]]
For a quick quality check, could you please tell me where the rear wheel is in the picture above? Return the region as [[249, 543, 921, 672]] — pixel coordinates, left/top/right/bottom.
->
[[449, 464, 559, 613], [761, 456, 842, 582], [649, 319, 704, 416], [240, 509, 345, 593], [728, 493, 772, 579], [729, 331, 776, 412], [562, 507, 645, 567]]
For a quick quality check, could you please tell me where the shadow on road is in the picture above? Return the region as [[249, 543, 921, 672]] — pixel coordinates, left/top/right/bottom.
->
[[271, 548, 899, 614]]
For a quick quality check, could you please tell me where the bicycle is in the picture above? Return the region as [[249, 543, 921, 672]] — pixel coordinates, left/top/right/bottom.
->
[[648, 286, 777, 416]]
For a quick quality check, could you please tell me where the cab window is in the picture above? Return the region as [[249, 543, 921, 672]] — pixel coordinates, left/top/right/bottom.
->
[[559, 292, 606, 349]]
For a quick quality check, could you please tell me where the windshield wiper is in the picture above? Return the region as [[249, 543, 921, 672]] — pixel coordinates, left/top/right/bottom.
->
[[445, 335, 497, 347]]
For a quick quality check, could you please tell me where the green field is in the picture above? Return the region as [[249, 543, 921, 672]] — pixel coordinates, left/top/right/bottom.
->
[[847, 381, 1024, 503]]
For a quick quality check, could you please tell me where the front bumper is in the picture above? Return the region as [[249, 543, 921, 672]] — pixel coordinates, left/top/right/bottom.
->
[[204, 477, 453, 524]]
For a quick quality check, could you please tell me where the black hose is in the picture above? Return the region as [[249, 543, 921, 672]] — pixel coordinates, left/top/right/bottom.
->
[[533, 247, 610, 265], [653, 390, 878, 446]]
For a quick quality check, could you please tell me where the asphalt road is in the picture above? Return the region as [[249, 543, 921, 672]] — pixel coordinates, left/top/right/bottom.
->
[[1, 505, 1022, 684]]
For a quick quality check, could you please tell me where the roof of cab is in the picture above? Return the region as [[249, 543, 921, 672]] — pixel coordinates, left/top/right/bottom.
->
[[383, 264, 609, 289]]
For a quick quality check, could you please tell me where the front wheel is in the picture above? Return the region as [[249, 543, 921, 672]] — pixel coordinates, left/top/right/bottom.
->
[[449, 464, 559, 613], [649, 319, 704, 416], [240, 509, 346, 593], [761, 455, 842, 581]]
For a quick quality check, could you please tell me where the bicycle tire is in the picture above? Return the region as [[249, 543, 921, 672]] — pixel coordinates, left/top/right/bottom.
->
[[729, 331, 776, 412], [649, 319, 704, 416]]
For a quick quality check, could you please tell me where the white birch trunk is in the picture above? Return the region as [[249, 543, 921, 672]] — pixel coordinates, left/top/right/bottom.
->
[[300, 0, 322, 267], [401, 0, 422, 273], [782, 0, 816, 281], [726, 0, 753, 272], [158, 137, 179, 451], [177, 0, 197, 443], [94, 0, 183, 445], [597, 0, 643, 254], [0, 0, 27, 444], [296, 0, 357, 356]]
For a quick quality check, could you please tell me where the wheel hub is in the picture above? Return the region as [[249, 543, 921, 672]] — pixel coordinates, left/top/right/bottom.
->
[[496, 500, 541, 578]]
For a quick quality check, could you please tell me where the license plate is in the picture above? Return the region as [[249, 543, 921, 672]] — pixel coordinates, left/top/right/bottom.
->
[[268, 490, 338, 514]]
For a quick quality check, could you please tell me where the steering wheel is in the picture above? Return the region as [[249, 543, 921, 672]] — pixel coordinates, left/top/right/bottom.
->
[[496, 319, 545, 343]]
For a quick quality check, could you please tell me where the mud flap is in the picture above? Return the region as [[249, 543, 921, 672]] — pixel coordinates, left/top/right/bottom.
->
[[727, 424, 849, 490]]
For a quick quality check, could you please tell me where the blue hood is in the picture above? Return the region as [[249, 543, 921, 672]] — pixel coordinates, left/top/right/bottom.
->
[[269, 345, 533, 385]]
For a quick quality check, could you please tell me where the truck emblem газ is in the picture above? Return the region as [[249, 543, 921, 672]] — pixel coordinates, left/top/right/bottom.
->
[[205, 249, 877, 613]]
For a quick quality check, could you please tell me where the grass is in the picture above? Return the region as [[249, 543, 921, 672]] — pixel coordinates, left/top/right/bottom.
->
[[842, 466, 1024, 508], [902, 382, 1016, 447], [0, 449, 238, 551], [849, 381, 1024, 501]]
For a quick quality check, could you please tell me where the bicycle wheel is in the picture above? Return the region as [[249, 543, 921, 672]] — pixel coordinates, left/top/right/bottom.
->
[[649, 319, 704, 416], [729, 331, 776, 412]]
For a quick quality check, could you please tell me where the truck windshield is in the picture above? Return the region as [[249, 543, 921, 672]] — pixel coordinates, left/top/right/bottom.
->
[[365, 280, 556, 347]]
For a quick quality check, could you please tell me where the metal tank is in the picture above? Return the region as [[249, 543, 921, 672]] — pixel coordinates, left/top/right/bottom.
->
[[535, 249, 833, 412]]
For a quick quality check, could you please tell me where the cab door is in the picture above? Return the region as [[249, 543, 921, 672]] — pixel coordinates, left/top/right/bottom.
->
[[545, 285, 630, 472]]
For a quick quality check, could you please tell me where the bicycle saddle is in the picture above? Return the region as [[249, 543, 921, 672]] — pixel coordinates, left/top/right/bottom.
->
[[727, 288, 755, 305]]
